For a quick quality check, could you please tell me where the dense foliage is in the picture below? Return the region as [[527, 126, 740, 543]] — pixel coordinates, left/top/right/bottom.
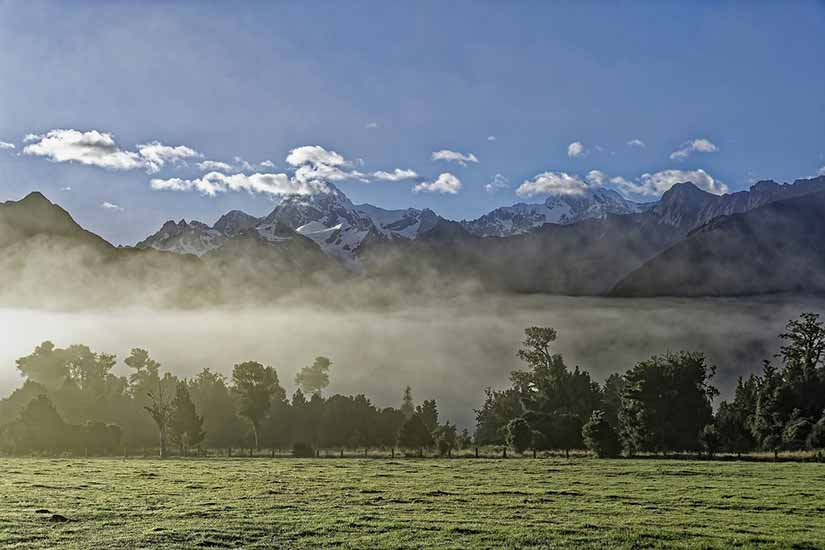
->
[[477, 313, 825, 457], [2, 312, 825, 458]]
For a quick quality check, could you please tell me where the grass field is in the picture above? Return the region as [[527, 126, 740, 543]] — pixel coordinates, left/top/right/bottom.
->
[[1, 457, 823, 549]]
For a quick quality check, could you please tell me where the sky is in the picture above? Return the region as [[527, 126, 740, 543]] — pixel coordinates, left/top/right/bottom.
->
[[1, 1, 824, 245]]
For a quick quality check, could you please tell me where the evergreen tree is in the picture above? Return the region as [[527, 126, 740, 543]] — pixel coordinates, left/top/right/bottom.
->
[[400, 386, 415, 419], [620, 351, 717, 454], [416, 399, 438, 433], [170, 381, 205, 456], [397, 414, 433, 454]]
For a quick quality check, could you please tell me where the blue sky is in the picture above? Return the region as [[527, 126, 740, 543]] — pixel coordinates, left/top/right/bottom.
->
[[1, 1, 823, 244]]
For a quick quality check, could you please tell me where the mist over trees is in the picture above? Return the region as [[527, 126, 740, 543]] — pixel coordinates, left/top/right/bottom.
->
[[477, 313, 825, 458], [0, 345, 452, 457], [1, 312, 824, 458]]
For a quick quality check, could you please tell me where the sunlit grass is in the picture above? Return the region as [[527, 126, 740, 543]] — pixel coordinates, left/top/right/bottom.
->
[[1, 457, 823, 549]]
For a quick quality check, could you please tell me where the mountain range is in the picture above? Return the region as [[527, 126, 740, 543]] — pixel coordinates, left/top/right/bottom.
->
[[2, 174, 824, 307]]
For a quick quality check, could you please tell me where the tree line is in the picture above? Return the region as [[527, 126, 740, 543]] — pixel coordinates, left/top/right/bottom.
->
[[477, 313, 825, 458], [1, 312, 824, 459], [0, 345, 465, 457]]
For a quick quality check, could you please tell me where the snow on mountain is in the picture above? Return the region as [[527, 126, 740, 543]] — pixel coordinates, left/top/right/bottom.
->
[[462, 187, 641, 237], [137, 184, 440, 262]]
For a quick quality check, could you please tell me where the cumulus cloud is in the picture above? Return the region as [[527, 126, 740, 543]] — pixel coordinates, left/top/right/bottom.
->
[[151, 171, 328, 197], [0, 141, 15, 150], [516, 172, 588, 197], [626, 139, 645, 148], [372, 168, 418, 181], [286, 145, 347, 168], [432, 149, 479, 166], [23, 129, 144, 170], [487, 136, 497, 141], [608, 169, 727, 197], [22, 129, 200, 173], [670, 138, 718, 160], [100, 201, 123, 211], [818, 166, 825, 176], [567, 141, 586, 158], [283, 145, 368, 184], [138, 142, 201, 173], [197, 160, 234, 173], [484, 173, 510, 193], [259, 160, 275, 169], [414, 173, 462, 194], [585, 170, 607, 186]]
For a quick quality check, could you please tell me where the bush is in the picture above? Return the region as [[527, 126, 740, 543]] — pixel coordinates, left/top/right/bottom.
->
[[506, 418, 532, 455], [292, 442, 315, 458], [783, 414, 813, 451], [582, 410, 620, 458], [806, 415, 825, 450], [699, 424, 720, 457], [437, 437, 450, 457]]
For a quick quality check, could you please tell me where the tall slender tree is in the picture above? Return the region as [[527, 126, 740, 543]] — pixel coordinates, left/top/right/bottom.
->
[[232, 361, 283, 450]]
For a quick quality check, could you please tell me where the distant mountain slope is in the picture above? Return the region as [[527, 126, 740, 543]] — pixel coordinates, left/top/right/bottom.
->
[[462, 187, 641, 237], [0, 192, 114, 251], [0, 192, 342, 308], [651, 176, 825, 230], [611, 190, 825, 297]]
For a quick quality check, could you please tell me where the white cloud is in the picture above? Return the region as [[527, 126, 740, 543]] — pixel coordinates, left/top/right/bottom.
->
[[567, 141, 586, 158], [22, 129, 200, 174], [432, 149, 479, 166], [516, 172, 588, 197], [616, 169, 728, 196], [138, 142, 201, 174], [670, 138, 718, 160], [516, 167, 726, 199], [197, 160, 234, 173], [259, 160, 275, 169], [100, 201, 123, 211], [0, 141, 15, 150], [487, 135, 497, 141], [286, 145, 347, 168], [818, 166, 825, 176], [626, 139, 645, 148], [61, 186, 72, 192], [414, 172, 462, 194], [585, 170, 607, 186], [365, 122, 379, 129], [372, 168, 418, 181], [23, 129, 144, 170], [151, 171, 328, 197], [484, 173, 510, 193]]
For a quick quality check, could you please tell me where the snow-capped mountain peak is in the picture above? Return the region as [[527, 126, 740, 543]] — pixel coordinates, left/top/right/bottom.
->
[[462, 187, 641, 237]]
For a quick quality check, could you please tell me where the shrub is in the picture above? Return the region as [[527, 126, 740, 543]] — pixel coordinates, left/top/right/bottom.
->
[[582, 410, 620, 458], [506, 418, 532, 455], [699, 424, 720, 457], [292, 442, 315, 458]]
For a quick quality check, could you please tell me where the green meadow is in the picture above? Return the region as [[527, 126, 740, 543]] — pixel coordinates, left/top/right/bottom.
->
[[1, 457, 823, 549]]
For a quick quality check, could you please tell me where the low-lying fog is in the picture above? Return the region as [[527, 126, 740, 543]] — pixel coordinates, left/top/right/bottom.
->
[[2, 294, 823, 428]]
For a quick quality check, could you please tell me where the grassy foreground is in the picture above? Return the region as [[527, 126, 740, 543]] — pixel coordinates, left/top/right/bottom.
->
[[0, 457, 823, 549]]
